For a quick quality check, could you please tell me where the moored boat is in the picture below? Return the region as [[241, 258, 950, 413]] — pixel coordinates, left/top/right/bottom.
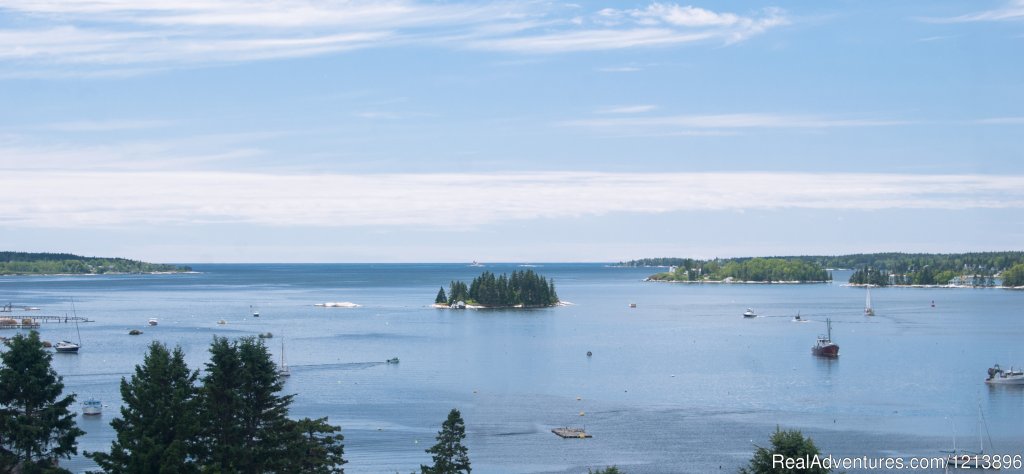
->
[[812, 318, 839, 358], [985, 364, 1024, 385], [54, 340, 80, 353], [742, 308, 757, 318], [82, 398, 102, 415], [148, 318, 158, 326]]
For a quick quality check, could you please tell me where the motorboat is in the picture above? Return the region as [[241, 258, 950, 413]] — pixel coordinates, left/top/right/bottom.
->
[[986, 364, 1024, 385], [386, 357, 400, 364], [792, 312, 808, 323], [148, 318, 158, 326], [811, 318, 839, 358], [742, 308, 757, 318], [82, 398, 102, 416]]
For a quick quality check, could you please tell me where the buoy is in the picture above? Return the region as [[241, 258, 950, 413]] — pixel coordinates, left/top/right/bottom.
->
[[579, 411, 585, 416], [586, 351, 592, 357]]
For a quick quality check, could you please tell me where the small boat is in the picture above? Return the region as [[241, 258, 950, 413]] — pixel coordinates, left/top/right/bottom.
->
[[811, 318, 839, 358], [82, 398, 102, 416], [128, 329, 143, 335], [217, 319, 226, 325], [469, 260, 485, 267], [251, 305, 260, 317], [864, 286, 875, 316], [386, 357, 400, 364], [54, 340, 81, 353], [985, 364, 1024, 385], [629, 303, 637, 308], [931, 300, 936, 308], [792, 312, 808, 323], [148, 318, 158, 326], [277, 339, 290, 378], [315, 301, 361, 308], [742, 308, 757, 318]]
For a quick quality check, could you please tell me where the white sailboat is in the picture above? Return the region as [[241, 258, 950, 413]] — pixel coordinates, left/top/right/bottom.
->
[[864, 286, 875, 316], [277, 338, 290, 378]]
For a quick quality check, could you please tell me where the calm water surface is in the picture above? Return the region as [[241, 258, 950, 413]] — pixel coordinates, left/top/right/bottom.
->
[[2, 264, 1022, 473]]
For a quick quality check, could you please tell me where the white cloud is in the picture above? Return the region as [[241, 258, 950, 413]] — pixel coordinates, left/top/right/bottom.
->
[[975, 117, 1024, 124], [2, 171, 1022, 228], [0, 1, 789, 75]]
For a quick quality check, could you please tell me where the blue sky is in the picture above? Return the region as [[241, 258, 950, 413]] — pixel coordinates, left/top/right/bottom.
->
[[1, 0, 1023, 262]]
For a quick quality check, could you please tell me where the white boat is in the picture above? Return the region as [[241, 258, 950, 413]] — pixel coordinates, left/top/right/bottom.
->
[[148, 318, 158, 326], [315, 301, 361, 308], [864, 286, 875, 316], [54, 340, 80, 353], [277, 339, 290, 378], [985, 364, 1024, 384], [742, 308, 757, 318], [251, 305, 259, 317], [469, 260, 484, 267], [82, 398, 102, 416]]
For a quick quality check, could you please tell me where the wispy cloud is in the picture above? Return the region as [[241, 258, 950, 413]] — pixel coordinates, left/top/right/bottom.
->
[[920, 0, 1024, 23], [3, 171, 1022, 228], [45, 119, 173, 132], [595, 105, 658, 114], [559, 113, 911, 133], [974, 117, 1024, 124], [0, 1, 789, 76], [597, 66, 643, 73]]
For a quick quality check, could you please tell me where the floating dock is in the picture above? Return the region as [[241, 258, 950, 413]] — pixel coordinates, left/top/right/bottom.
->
[[552, 427, 591, 439]]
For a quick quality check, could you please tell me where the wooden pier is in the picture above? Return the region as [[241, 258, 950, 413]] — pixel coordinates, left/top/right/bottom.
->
[[0, 316, 92, 329], [552, 427, 591, 439]]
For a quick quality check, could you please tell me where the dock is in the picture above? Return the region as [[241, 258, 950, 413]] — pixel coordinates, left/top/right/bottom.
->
[[0, 316, 93, 329], [552, 427, 591, 439]]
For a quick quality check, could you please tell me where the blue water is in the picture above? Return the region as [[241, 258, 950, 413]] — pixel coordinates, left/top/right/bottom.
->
[[1, 264, 1022, 473]]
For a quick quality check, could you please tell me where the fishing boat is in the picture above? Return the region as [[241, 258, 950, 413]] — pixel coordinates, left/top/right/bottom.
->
[[792, 311, 808, 323], [811, 318, 839, 358], [864, 286, 874, 316], [148, 318, 158, 326], [386, 357, 400, 364], [742, 308, 757, 318], [82, 398, 102, 416], [985, 364, 1024, 385]]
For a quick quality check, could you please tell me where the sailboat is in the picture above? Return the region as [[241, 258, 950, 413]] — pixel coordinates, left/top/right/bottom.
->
[[944, 409, 995, 467], [55, 300, 82, 353], [864, 286, 875, 316], [277, 338, 290, 378], [55, 319, 81, 353]]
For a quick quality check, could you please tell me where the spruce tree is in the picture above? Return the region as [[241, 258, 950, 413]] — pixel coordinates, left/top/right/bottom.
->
[[739, 427, 831, 474], [280, 416, 347, 473], [196, 336, 294, 473], [86, 342, 199, 474], [421, 408, 470, 474], [0, 331, 84, 473], [435, 287, 448, 304]]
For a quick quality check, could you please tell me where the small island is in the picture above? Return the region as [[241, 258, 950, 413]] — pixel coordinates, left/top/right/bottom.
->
[[0, 251, 192, 275], [433, 269, 559, 308]]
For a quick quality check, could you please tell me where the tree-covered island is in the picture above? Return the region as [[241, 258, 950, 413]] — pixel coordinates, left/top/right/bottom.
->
[[0, 251, 191, 275], [434, 270, 560, 308], [645, 257, 831, 283], [625, 251, 1024, 287]]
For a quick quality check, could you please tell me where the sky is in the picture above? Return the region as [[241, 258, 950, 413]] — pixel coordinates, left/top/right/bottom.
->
[[1, 0, 1023, 263]]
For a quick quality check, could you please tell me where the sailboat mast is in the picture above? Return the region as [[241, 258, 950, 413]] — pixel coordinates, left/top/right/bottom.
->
[[71, 298, 82, 347]]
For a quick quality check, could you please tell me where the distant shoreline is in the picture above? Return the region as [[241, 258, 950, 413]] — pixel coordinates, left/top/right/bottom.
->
[[644, 279, 829, 284], [0, 271, 199, 277]]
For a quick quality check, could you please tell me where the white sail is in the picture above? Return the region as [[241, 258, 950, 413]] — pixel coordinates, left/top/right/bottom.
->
[[864, 286, 874, 316]]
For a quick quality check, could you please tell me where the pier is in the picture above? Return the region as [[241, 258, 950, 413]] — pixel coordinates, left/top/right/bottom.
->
[[552, 427, 591, 439], [0, 315, 93, 329]]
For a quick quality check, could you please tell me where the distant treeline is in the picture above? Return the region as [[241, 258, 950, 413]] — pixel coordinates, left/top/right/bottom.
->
[[625, 252, 1024, 286], [646, 258, 831, 283], [436, 270, 559, 308], [0, 251, 191, 275]]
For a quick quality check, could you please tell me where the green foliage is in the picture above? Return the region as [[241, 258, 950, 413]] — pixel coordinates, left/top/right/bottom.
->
[[648, 258, 830, 283], [0, 331, 83, 473], [441, 270, 559, 308], [197, 336, 294, 473], [1001, 262, 1024, 287], [739, 427, 831, 474], [435, 287, 448, 304], [421, 409, 471, 474], [0, 251, 190, 275], [281, 417, 347, 474], [86, 342, 199, 474]]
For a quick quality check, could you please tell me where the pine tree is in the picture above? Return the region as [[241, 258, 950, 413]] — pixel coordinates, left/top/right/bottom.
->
[[196, 336, 294, 473], [435, 287, 448, 304], [738, 427, 831, 474], [280, 416, 347, 473], [86, 342, 199, 473], [0, 331, 84, 473], [421, 408, 470, 474]]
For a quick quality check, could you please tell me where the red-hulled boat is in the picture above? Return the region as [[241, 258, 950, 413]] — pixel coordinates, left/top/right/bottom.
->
[[812, 318, 839, 358]]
